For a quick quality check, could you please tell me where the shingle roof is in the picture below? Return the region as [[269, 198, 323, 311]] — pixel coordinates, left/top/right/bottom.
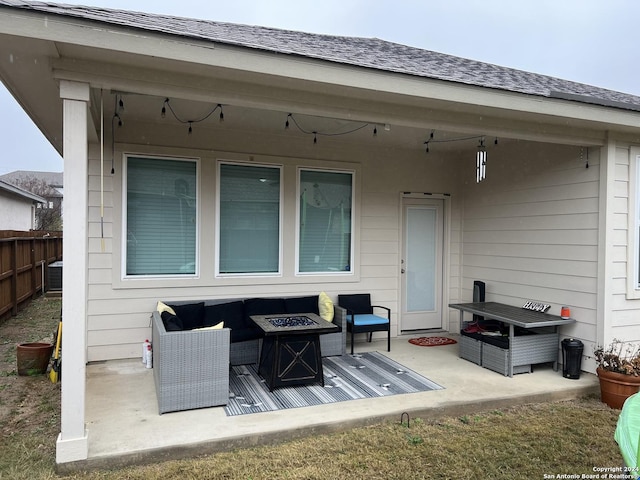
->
[[0, 171, 63, 198], [3, 0, 640, 110], [0, 170, 63, 187], [0, 179, 47, 203]]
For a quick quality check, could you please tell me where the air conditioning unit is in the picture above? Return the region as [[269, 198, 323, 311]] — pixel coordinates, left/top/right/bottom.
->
[[48, 261, 63, 291]]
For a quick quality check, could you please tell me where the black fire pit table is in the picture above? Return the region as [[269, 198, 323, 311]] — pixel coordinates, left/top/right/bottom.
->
[[250, 313, 339, 391]]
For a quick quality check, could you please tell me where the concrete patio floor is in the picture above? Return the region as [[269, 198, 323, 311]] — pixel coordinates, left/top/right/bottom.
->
[[75, 334, 599, 471]]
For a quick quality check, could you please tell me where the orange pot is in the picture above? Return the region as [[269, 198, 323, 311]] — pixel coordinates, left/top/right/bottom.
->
[[596, 367, 640, 409]]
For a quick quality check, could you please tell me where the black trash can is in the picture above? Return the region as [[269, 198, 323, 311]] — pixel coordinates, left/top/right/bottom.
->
[[561, 338, 584, 379]]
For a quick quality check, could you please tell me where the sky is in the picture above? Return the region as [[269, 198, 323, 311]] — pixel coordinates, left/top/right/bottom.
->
[[1, 0, 639, 175]]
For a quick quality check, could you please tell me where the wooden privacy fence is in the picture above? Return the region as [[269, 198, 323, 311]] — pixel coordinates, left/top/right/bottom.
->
[[0, 231, 62, 320]]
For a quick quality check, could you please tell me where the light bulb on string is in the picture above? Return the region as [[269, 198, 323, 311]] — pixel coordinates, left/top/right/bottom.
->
[[161, 98, 169, 118]]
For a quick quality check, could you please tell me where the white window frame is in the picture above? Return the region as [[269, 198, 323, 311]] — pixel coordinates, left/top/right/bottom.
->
[[627, 149, 640, 298], [215, 160, 283, 278], [122, 154, 200, 280], [296, 167, 355, 276]]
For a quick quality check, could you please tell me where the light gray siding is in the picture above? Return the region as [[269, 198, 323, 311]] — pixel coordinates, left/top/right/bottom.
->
[[86, 135, 622, 366], [455, 142, 599, 354], [85, 138, 461, 361]]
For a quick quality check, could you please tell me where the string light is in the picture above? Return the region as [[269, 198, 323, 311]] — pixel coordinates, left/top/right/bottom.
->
[[161, 98, 167, 118], [161, 98, 224, 135], [586, 147, 589, 169], [284, 112, 375, 144], [580, 147, 589, 169], [110, 95, 123, 174]]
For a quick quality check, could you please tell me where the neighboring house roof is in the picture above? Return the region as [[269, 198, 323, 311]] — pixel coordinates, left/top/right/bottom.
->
[[0, 178, 46, 203], [2, 1, 640, 112], [0, 171, 63, 197], [0, 170, 63, 187]]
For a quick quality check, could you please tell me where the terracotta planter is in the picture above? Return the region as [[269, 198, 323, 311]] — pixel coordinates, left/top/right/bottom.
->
[[596, 367, 640, 409], [16, 342, 54, 376]]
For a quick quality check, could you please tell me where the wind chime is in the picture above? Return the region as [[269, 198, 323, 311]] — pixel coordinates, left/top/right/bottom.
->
[[476, 137, 487, 183]]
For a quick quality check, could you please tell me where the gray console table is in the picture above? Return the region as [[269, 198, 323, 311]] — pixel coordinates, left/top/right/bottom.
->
[[449, 302, 575, 377]]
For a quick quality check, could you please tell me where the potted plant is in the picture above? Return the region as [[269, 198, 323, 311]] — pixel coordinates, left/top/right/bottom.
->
[[594, 339, 640, 409]]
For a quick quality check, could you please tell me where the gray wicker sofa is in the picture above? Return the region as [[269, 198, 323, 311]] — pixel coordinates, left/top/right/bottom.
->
[[151, 295, 347, 414]]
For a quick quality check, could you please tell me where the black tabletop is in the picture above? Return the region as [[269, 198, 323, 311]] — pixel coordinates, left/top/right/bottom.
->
[[250, 312, 339, 336]]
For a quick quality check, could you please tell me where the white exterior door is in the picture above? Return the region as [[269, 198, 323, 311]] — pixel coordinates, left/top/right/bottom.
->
[[401, 197, 444, 331]]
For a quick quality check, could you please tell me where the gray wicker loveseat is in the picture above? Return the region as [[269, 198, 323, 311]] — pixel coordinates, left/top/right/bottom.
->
[[151, 295, 347, 414]]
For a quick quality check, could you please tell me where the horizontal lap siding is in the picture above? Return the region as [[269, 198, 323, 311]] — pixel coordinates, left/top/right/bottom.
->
[[85, 145, 462, 361], [459, 143, 599, 346], [360, 192, 400, 330]]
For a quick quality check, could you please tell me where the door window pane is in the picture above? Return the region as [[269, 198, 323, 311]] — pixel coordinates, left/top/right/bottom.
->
[[299, 170, 352, 273], [406, 207, 436, 311]]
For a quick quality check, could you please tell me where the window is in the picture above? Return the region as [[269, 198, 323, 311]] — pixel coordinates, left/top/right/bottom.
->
[[125, 156, 197, 276], [627, 149, 640, 298], [298, 169, 353, 273], [636, 155, 640, 289], [218, 163, 281, 275]]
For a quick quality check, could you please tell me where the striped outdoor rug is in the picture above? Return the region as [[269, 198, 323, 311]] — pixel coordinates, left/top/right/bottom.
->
[[224, 351, 443, 416]]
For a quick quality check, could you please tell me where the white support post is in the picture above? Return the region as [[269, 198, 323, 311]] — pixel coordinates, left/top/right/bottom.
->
[[56, 80, 90, 464]]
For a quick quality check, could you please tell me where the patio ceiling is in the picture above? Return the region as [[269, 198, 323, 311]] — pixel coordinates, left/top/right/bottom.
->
[[93, 90, 508, 156]]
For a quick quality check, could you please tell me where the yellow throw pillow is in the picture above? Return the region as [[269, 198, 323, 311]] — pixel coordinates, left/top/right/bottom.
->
[[318, 292, 334, 322], [156, 301, 176, 316], [193, 322, 224, 331]]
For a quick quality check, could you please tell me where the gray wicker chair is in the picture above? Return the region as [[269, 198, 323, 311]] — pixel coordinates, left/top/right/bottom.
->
[[151, 311, 230, 414]]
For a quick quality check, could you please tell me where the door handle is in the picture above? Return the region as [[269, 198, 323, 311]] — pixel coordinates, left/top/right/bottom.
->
[[401, 268, 406, 274]]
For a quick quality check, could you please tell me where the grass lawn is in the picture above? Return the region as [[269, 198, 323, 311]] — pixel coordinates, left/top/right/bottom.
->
[[0, 296, 625, 479]]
